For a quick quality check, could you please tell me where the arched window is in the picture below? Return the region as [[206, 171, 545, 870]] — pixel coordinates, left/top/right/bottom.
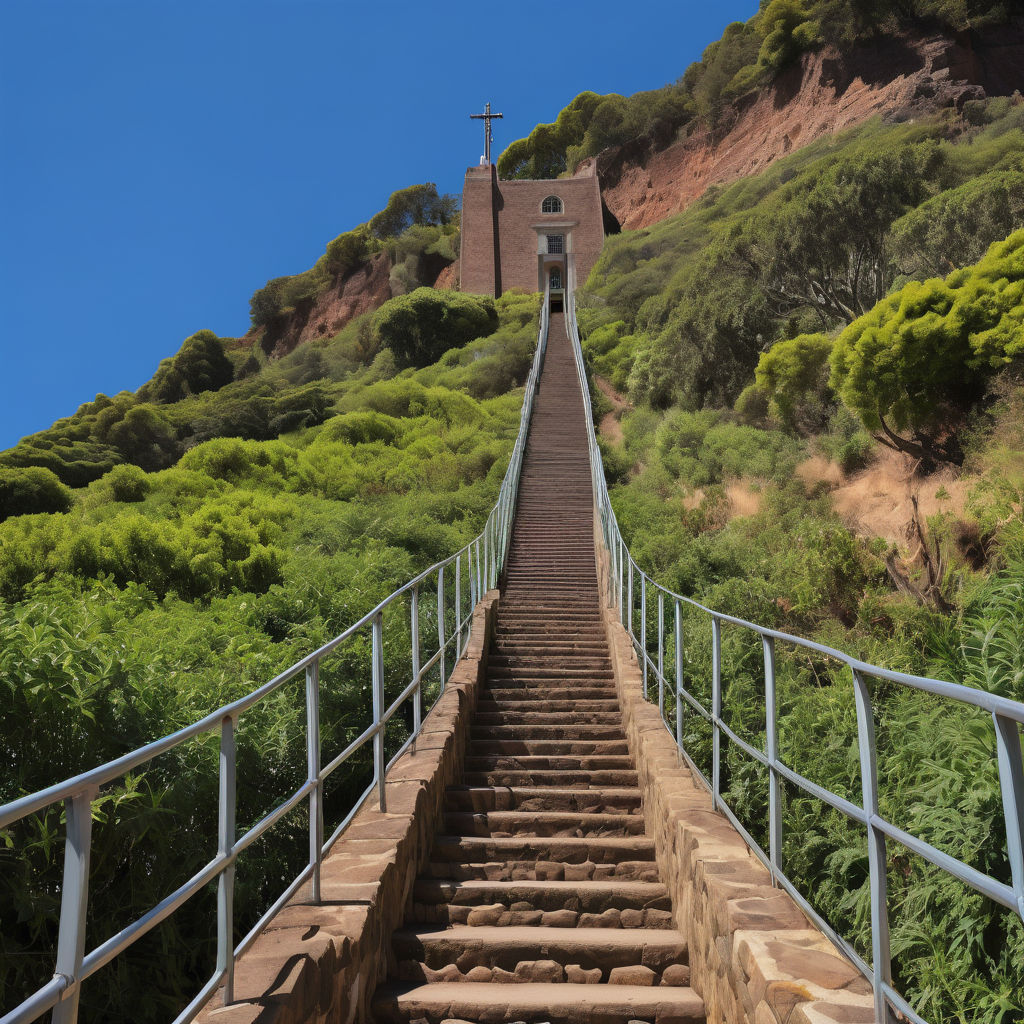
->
[[541, 195, 563, 214], [550, 267, 563, 290]]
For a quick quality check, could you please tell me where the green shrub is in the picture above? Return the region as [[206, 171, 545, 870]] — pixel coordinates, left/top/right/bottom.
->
[[139, 330, 235, 404], [374, 289, 499, 369], [830, 230, 1024, 463], [754, 332, 835, 434], [103, 464, 151, 502], [0, 466, 73, 520]]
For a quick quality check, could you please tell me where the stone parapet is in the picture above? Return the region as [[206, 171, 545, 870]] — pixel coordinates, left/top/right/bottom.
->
[[596, 561, 876, 1023], [195, 592, 500, 1024]]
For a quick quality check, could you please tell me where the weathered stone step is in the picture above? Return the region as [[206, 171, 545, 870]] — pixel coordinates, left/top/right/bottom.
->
[[371, 981, 705, 1024], [393, 925, 688, 980], [476, 697, 620, 712], [473, 711, 623, 726], [430, 834, 656, 866], [445, 786, 642, 815], [488, 654, 611, 670], [443, 810, 646, 838], [470, 724, 625, 741], [464, 754, 635, 771], [412, 878, 671, 920], [463, 769, 639, 788], [468, 739, 629, 756], [487, 666, 615, 681], [483, 686, 617, 702], [420, 858, 660, 882]]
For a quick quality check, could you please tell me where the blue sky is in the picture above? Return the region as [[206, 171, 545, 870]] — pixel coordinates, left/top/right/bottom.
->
[[0, 0, 757, 450]]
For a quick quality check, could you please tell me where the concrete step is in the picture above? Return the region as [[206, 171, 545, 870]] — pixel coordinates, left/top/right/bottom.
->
[[371, 981, 705, 1024], [483, 686, 617, 701]]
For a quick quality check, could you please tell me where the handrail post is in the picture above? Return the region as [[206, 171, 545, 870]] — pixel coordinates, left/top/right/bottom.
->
[[674, 599, 684, 751], [372, 612, 387, 812], [411, 585, 421, 752], [437, 565, 446, 690], [640, 574, 648, 699], [306, 660, 323, 903], [852, 668, 891, 1022], [619, 538, 626, 624], [993, 712, 1024, 920], [657, 590, 665, 716], [455, 554, 463, 657], [215, 716, 237, 1005], [763, 637, 782, 886], [52, 787, 96, 1024], [711, 616, 722, 811], [627, 559, 634, 644]]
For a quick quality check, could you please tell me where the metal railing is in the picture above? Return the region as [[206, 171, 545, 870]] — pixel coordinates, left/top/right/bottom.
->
[[0, 300, 551, 1024], [564, 276, 1024, 1024]]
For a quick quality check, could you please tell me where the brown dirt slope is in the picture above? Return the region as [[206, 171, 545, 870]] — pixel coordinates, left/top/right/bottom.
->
[[581, 21, 1024, 231]]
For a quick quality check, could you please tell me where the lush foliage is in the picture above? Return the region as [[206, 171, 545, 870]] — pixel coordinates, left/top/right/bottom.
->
[[578, 93, 1024, 1022], [248, 183, 459, 329], [374, 289, 498, 369], [830, 230, 1024, 463], [498, 0, 1016, 178], [0, 290, 539, 1022], [578, 100, 1024, 415]]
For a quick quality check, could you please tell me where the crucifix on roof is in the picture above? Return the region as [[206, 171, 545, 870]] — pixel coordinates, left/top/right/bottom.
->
[[470, 102, 503, 166]]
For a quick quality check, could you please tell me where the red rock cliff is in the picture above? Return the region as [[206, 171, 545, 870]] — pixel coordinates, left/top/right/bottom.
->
[[581, 21, 1024, 232]]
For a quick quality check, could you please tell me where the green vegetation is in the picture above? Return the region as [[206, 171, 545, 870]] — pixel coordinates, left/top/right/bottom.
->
[[579, 99, 1024, 416], [0, 287, 540, 1022], [248, 182, 459, 331], [830, 230, 1024, 464], [499, 0, 1015, 179], [582, 101, 1024, 1024]]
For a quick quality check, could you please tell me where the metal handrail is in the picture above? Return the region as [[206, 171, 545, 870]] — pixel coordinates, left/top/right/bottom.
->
[[564, 272, 1024, 1024], [0, 298, 552, 1024]]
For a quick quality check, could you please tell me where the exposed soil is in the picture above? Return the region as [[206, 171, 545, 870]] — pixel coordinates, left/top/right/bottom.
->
[[797, 449, 970, 547], [581, 21, 1024, 231], [594, 375, 631, 445]]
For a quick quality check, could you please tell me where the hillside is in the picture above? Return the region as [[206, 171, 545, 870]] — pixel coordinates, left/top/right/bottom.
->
[[2, 3, 1023, 1022], [587, 17, 1024, 229]]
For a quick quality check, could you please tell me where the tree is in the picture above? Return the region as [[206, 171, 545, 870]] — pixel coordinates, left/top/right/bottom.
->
[[140, 331, 235, 404], [740, 144, 939, 328], [367, 184, 457, 240], [830, 230, 1024, 464], [754, 332, 835, 433], [373, 289, 498, 369]]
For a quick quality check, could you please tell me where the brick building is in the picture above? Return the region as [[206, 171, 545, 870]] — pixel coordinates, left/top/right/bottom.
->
[[460, 164, 604, 304]]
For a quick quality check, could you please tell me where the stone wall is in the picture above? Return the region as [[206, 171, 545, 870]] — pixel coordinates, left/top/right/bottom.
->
[[597, 588, 878, 1024], [195, 593, 500, 1024]]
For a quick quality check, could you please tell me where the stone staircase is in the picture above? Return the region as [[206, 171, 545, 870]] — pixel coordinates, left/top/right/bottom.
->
[[371, 312, 705, 1024]]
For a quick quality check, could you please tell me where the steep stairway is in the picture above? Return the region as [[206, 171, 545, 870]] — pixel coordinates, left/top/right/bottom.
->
[[371, 311, 705, 1024]]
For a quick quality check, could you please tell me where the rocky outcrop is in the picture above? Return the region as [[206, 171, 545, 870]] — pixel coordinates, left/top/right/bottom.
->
[[246, 251, 396, 360], [582, 21, 1024, 231]]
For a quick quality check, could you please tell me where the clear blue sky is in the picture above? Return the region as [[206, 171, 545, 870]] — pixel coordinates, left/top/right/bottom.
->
[[0, 0, 757, 450]]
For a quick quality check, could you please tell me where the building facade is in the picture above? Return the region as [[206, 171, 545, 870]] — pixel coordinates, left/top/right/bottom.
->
[[460, 164, 604, 301]]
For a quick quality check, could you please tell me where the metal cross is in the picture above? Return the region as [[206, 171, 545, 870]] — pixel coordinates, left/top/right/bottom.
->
[[470, 101, 503, 166]]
